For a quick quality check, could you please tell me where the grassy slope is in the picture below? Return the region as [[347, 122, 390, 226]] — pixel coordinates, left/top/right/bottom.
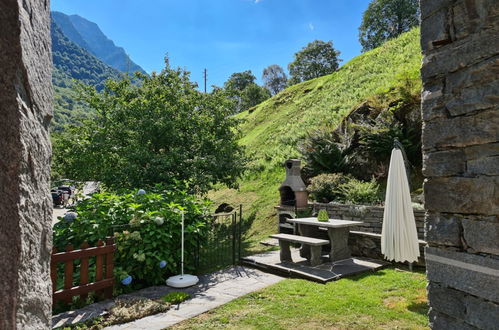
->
[[173, 267, 428, 329], [209, 28, 422, 250]]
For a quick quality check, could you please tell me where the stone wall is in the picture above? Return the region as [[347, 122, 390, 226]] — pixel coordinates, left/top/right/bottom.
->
[[0, 0, 53, 329], [312, 202, 425, 238], [312, 202, 426, 264], [420, 0, 499, 328]]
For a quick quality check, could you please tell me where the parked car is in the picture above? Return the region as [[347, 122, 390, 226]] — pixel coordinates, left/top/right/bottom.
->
[[51, 190, 64, 207]]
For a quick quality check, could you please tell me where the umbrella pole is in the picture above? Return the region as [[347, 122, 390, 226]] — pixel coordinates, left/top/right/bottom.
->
[[408, 262, 413, 272]]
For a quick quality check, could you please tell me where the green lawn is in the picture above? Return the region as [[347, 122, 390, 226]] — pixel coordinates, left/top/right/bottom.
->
[[172, 267, 429, 330]]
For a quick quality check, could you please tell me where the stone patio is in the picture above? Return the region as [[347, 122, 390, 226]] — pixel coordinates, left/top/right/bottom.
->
[[242, 248, 390, 283], [52, 266, 283, 329]]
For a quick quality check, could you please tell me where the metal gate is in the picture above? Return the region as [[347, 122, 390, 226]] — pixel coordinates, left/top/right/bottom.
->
[[195, 205, 242, 274]]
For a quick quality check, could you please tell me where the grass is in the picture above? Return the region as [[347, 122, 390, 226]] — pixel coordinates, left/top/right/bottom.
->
[[172, 267, 429, 330], [210, 28, 423, 252]]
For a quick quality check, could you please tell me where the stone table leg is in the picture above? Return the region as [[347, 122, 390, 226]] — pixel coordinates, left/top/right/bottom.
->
[[279, 240, 292, 262], [327, 227, 351, 261], [309, 246, 322, 266], [297, 224, 313, 259]]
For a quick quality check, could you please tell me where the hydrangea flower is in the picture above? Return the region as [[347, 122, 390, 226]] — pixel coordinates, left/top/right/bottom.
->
[[63, 212, 78, 222], [159, 260, 167, 268], [130, 231, 141, 240], [154, 216, 164, 225], [137, 189, 146, 195], [121, 275, 132, 286]]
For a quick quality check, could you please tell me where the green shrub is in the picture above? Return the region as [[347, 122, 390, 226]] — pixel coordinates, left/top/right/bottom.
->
[[161, 291, 191, 304], [307, 173, 350, 203], [337, 178, 381, 205], [317, 209, 329, 222], [53, 184, 211, 289]]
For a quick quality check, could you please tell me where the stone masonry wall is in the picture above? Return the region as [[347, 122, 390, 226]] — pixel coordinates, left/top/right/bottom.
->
[[312, 202, 426, 238], [312, 202, 426, 264], [0, 0, 53, 329], [420, 0, 499, 329]]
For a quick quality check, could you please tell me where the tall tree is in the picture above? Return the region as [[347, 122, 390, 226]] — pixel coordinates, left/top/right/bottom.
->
[[262, 64, 288, 95], [52, 62, 246, 192], [224, 70, 256, 94], [241, 83, 271, 110], [223, 70, 269, 112], [359, 0, 420, 52], [288, 40, 341, 84]]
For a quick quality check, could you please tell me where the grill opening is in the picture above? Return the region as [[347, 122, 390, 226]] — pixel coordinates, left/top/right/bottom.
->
[[279, 186, 295, 206]]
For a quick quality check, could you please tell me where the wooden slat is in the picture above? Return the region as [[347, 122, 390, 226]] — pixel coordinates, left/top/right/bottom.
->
[[51, 247, 58, 294], [270, 234, 329, 246], [53, 278, 114, 302], [63, 244, 74, 304], [79, 242, 90, 302], [52, 244, 115, 262], [104, 237, 114, 298], [95, 240, 104, 298]]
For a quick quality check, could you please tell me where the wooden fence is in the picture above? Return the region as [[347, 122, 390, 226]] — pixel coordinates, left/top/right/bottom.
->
[[51, 237, 116, 305]]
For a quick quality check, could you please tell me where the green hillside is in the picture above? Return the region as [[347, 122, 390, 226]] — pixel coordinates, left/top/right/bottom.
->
[[209, 28, 422, 250], [51, 20, 123, 130]]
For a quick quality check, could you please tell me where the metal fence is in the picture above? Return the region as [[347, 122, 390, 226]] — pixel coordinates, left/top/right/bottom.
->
[[195, 205, 243, 274]]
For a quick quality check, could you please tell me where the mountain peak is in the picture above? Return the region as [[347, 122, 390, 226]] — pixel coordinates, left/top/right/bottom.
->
[[51, 11, 146, 75]]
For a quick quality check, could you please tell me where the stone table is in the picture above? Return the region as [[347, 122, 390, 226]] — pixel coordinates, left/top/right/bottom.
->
[[287, 218, 363, 261]]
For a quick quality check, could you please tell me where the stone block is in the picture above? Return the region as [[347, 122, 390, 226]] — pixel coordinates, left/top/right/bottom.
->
[[421, 80, 447, 121], [429, 309, 477, 330], [450, 0, 499, 41], [425, 247, 499, 303], [427, 282, 466, 319], [464, 295, 499, 329], [0, 0, 53, 329], [467, 155, 499, 176], [421, 28, 499, 79], [422, 109, 498, 150], [425, 213, 462, 247], [445, 56, 499, 116], [421, 0, 455, 19], [421, 8, 451, 52], [424, 177, 499, 215], [462, 218, 499, 254], [423, 149, 466, 177]]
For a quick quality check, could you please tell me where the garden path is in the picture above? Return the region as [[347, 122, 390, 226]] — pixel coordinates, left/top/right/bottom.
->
[[52, 266, 283, 329]]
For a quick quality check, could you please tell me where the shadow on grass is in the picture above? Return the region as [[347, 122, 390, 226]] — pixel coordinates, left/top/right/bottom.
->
[[408, 301, 429, 315]]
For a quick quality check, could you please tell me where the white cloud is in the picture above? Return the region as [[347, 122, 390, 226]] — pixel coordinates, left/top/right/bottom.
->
[[308, 23, 315, 31]]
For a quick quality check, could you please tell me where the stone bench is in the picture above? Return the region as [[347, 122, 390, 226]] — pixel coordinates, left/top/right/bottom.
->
[[270, 233, 329, 266]]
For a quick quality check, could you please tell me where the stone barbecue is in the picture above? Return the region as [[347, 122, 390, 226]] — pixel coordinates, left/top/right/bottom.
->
[[278, 159, 308, 209]]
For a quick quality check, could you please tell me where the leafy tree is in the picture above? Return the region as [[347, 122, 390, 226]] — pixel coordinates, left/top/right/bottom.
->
[[241, 83, 271, 110], [223, 70, 269, 112], [359, 0, 419, 52], [52, 62, 246, 192], [288, 40, 341, 84], [224, 70, 256, 94], [262, 64, 288, 95]]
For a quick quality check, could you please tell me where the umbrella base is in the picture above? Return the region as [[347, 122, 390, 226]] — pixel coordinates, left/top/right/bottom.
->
[[166, 274, 199, 288]]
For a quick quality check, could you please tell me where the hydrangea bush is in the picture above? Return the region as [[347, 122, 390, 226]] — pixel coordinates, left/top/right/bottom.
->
[[53, 184, 212, 288]]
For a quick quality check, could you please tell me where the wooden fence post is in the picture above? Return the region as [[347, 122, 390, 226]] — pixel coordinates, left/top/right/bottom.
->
[[95, 240, 104, 298], [63, 244, 74, 304], [105, 237, 115, 298], [79, 242, 90, 302]]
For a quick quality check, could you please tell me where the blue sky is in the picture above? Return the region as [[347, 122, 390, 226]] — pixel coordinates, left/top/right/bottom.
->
[[51, 0, 371, 90]]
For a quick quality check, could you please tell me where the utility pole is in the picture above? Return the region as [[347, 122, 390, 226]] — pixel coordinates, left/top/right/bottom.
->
[[203, 68, 207, 93]]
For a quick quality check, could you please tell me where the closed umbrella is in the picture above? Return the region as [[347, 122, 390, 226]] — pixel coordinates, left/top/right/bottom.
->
[[381, 148, 420, 264]]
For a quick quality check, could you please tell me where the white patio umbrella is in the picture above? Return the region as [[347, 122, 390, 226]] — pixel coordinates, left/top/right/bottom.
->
[[381, 148, 420, 264]]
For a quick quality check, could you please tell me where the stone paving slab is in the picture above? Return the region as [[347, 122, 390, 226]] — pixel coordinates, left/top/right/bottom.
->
[[242, 248, 390, 283], [52, 266, 283, 329]]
